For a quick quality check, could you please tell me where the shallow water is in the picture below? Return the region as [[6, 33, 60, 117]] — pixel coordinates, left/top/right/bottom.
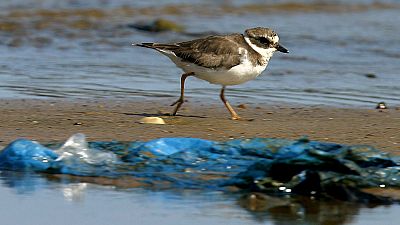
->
[[1, 171, 399, 225], [0, 0, 399, 107]]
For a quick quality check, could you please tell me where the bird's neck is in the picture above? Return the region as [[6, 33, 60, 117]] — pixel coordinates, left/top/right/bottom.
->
[[244, 36, 275, 65]]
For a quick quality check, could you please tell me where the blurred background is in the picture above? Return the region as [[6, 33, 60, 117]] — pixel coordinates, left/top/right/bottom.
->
[[0, 0, 399, 107]]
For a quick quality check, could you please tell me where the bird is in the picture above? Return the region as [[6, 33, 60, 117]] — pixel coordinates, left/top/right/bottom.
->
[[134, 27, 288, 120]]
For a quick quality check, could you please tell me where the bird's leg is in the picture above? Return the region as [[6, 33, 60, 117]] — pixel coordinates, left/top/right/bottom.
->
[[220, 86, 241, 120], [171, 72, 194, 116]]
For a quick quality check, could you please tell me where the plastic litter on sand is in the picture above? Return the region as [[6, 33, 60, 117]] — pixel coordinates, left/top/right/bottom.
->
[[0, 134, 399, 204]]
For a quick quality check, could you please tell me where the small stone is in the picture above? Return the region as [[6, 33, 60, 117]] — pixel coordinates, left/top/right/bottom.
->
[[73, 122, 83, 126], [365, 73, 377, 79], [376, 102, 387, 110], [139, 117, 165, 125]]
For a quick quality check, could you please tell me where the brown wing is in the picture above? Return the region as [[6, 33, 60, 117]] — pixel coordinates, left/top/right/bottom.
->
[[173, 34, 245, 69], [138, 34, 246, 69]]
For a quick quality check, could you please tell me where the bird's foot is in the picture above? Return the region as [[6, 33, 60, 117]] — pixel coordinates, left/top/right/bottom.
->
[[170, 98, 183, 107], [170, 98, 184, 116], [231, 116, 255, 121], [231, 115, 241, 120]]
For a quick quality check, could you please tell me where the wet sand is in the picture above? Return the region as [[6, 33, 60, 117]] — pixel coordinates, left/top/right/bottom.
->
[[0, 99, 398, 154]]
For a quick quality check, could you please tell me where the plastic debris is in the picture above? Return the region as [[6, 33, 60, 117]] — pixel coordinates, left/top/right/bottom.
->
[[54, 133, 118, 175], [230, 140, 400, 203], [0, 134, 118, 176], [0, 134, 399, 203], [0, 139, 58, 171]]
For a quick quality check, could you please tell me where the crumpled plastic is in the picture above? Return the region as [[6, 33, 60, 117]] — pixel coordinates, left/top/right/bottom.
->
[[0, 139, 58, 171], [230, 138, 400, 203], [0, 134, 399, 203]]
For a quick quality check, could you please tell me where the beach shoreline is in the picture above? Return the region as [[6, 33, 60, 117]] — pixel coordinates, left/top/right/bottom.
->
[[0, 98, 398, 154]]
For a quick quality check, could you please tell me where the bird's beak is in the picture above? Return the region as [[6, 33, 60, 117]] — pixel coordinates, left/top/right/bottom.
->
[[276, 44, 289, 53]]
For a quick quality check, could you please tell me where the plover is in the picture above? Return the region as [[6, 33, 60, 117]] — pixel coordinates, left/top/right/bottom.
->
[[134, 27, 288, 120]]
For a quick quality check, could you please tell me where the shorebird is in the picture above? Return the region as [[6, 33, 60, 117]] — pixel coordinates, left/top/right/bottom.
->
[[134, 27, 288, 120]]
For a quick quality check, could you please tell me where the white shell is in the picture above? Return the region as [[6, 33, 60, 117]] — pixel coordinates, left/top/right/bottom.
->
[[139, 117, 166, 125]]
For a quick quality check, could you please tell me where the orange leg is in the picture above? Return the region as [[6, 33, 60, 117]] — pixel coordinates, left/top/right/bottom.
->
[[171, 72, 194, 116], [220, 86, 240, 120]]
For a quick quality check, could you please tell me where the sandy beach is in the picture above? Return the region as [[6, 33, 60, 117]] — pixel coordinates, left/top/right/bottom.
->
[[0, 99, 398, 154]]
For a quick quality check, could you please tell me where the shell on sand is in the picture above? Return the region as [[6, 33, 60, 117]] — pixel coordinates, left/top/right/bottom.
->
[[139, 117, 165, 125]]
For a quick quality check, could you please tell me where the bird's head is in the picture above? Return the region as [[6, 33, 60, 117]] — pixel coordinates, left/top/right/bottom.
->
[[244, 27, 289, 55]]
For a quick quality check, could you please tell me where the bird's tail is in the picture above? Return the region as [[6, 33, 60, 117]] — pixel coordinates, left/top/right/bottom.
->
[[132, 42, 178, 51], [132, 42, 156, 49]]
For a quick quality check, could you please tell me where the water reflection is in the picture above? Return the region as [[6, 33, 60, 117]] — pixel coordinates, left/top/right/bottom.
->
[[62, 183, 87, 202], [0, 170, 395, 225], [0, 171, 48, 194], [239, 193, 361, 225]]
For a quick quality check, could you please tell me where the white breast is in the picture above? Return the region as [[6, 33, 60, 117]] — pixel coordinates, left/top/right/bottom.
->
[[195, 63, 267, 86]]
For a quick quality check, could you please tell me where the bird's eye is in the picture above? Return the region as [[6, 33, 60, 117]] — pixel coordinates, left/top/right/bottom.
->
[[259, 37, 270, 45]]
